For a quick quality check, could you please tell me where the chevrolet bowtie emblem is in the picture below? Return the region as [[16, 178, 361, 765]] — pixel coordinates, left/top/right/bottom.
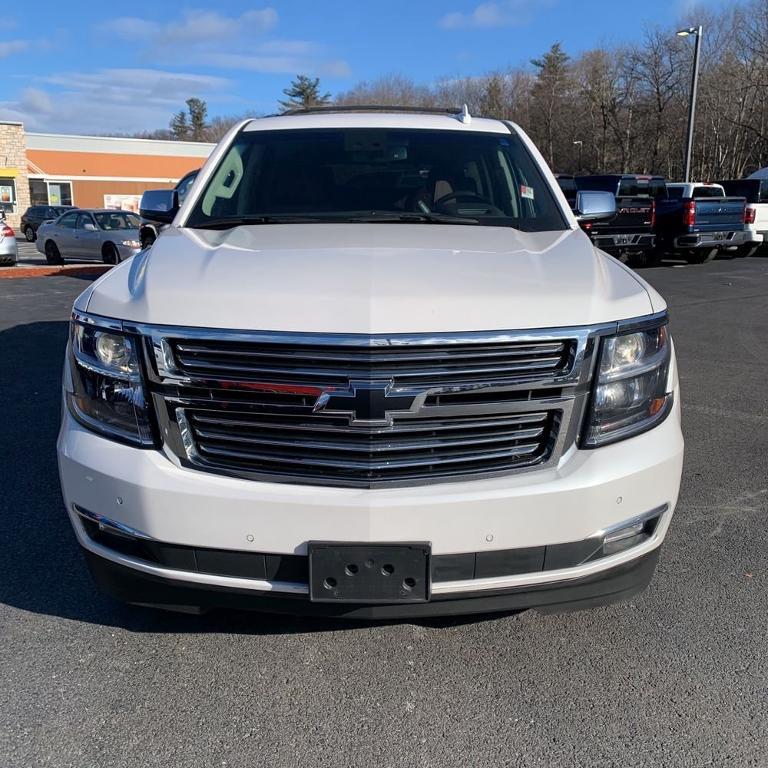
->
[[312, 381, 425, 426]]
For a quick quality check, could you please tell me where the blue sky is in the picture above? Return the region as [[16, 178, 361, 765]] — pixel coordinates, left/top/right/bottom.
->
[[2, 0, 730, 135]]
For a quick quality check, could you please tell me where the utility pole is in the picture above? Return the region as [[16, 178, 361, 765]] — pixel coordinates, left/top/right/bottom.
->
[[573, 140, 583, 173], [677, 25, 703, 183]]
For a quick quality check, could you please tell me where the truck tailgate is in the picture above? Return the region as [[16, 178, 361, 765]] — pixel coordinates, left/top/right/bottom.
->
[[694, 198, 745, 230], [589, 196, 653, 234]]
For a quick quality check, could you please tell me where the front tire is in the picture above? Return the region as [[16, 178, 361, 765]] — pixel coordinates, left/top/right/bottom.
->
[[24, 226, 35, 242], [44, 240, 63, 265], [102, 243, 121, 265]]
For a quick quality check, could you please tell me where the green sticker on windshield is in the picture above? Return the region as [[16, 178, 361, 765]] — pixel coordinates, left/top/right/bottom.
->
[[521, 185, 535, 200]]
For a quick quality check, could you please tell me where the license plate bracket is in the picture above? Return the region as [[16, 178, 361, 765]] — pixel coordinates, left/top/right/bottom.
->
[[308, 542, 431, 603]]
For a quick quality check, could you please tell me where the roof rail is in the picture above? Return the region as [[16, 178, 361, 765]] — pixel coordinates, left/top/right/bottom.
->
[[277, 104, 465, 117]]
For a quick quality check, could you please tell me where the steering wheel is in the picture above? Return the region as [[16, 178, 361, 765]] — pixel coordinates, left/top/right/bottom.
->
[[433, 191, 505, 216]]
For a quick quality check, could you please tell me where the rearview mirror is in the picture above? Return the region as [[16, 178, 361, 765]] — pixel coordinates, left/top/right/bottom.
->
[[140, 189, 179, 224], [575, 190, 616, 222]]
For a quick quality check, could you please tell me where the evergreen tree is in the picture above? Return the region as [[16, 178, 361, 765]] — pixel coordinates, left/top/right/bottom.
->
[[479, 74, 507, 118], [169, 110, 190, 140], [531, 43, 572, 167], [186, 98, 208, 141], [279, 75, 331, 112]]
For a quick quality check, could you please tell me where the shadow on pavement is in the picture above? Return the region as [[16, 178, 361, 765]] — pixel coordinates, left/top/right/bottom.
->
[[0, 320, 515, 635]]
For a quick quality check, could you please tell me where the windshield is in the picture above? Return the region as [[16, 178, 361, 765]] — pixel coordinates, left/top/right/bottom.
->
[[185, 128, 567, 232], [94, 212, 140, 230]]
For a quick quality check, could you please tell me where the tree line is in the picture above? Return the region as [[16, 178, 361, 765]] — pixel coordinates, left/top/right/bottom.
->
[[139, 0, 768, 179]]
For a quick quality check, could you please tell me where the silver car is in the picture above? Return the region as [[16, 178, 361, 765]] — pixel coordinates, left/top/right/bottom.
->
[[36, 209, 142, 265], [0, 219, 18, 266]]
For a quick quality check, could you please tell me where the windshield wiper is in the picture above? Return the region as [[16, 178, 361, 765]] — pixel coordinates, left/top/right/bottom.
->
[[347, 212, 480, 225], [190, 211, 481, 229], [189, 215, 333, 230]]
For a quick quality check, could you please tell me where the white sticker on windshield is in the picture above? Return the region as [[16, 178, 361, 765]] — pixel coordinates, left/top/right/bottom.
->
[[520, 185, 535, 200]]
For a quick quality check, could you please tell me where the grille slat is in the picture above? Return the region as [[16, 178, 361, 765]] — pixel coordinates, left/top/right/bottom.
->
[[160, 333, 579, 487], [191, 411, 548, 435], [170, 337, 571, 387], [173, 356, 565, 383], [193, 422, 546, 454], [197, 440, 542, 471], [175, 341, 566, 362]]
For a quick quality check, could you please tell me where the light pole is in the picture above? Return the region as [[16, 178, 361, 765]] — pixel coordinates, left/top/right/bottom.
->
[[677, 25, 703, 183], [573, 140, 583, 173]]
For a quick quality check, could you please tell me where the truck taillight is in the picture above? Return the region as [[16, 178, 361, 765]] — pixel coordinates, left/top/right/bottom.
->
[[1, 225, 14, 237], [650, 201, 656, 230], [683, 200, 696, 228], [745, 206, 756, 224]]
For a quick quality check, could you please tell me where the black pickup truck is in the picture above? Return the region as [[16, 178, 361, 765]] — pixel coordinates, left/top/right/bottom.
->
[[575, 175, 666, 267], [554, 174, 577, 208], [654, 183, 748, 264]]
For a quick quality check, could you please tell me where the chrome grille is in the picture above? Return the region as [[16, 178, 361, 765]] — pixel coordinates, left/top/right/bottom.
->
[[169, 337, 571, 386], [179, 409, 558, 485], [141, 328, 594, 488]]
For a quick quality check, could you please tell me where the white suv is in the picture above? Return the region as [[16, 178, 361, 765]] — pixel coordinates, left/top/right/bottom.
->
[[58, 108, 683, 619]]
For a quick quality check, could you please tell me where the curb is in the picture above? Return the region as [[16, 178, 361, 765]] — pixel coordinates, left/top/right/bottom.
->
[[0, 264, 112, 280]]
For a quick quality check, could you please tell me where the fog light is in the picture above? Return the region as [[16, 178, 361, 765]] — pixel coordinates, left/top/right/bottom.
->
[[602, 522, 647, 556], [593, 507, 665, 559], [604, 520, 646, 545]]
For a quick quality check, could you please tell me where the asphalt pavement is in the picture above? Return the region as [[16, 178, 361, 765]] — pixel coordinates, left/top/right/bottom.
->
[[1, 258, 767, 768]]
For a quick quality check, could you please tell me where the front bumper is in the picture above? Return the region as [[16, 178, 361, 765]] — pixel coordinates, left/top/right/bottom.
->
[[58, 386, 684, 616], [82, 545, 662, 619]]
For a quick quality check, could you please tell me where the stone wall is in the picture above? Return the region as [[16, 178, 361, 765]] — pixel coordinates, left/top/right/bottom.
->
[[0, 122, 31, 230]]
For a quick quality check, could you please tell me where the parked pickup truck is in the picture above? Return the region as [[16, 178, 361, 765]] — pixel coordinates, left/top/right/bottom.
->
[[575, 174, 666, 268], [554, 173, 577, 208], [656, 183, 749, 263], [57, 107, 683, 619], [718, 178, 768, 257]]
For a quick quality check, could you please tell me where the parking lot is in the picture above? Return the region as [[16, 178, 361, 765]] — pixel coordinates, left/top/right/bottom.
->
[[13, 239, 93, 268], [1, 258, 767, 768]]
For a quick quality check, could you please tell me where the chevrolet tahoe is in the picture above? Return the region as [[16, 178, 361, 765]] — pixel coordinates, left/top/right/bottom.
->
[[57, 107, 684, 619]]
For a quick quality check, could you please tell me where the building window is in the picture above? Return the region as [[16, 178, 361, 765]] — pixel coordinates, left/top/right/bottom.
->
[[30, 180, 48, 206], [48, 181, 73, 206], [0, 177, 16, 217], [28, 179, 74, 206]]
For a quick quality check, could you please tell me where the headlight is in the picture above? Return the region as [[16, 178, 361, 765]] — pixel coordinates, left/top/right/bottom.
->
[[583, 322, 672, 447], [66, 312, 154, 446], [121, 239, 141, 248]]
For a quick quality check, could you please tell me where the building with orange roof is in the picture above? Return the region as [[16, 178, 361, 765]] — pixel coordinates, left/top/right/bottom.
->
[[0, 121, 214, 230]]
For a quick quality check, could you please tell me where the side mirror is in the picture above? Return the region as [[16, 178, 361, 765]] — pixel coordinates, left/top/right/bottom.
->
[[575, 190, 616, 222], [83, 222, 98, 231], [140, 189, 179, 224]]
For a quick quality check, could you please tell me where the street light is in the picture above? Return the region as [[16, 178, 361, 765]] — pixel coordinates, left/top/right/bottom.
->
[[573, 140, 583, 173], [677, 25, 703, 183]]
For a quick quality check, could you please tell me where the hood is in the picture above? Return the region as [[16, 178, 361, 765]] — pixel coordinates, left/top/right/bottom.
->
[[84, 223, 661, 333]]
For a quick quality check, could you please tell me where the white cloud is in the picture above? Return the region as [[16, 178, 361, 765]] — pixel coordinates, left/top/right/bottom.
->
[[101, 8, 278, 45], [97, 8, 350, 77], [0, 68, 231, 134], [0, 39, 29, 58], [201, 52, 351, 77], [19, 87, 54, 114], [439, 1, 552, 29]]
